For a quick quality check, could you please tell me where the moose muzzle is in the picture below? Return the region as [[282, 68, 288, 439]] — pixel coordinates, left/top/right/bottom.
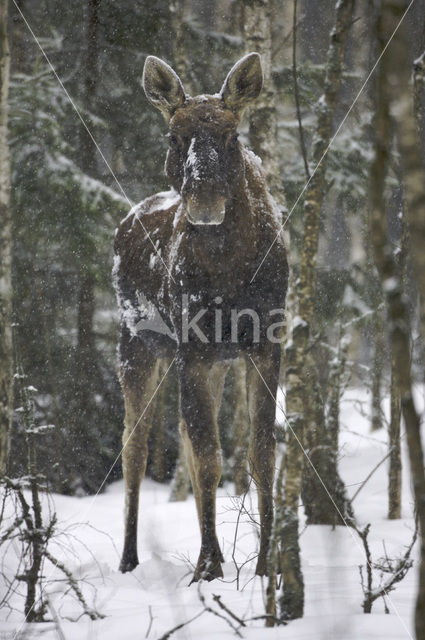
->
[[184, 193, 227, 225], [182, 135, 228, 225]]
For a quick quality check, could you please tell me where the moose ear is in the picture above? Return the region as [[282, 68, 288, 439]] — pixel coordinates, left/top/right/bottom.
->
[[220, 53, 263, 117], [142, 56, 186, 122]]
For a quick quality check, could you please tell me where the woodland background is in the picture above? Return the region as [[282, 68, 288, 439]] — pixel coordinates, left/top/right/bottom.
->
[[1, 0, 425, 635], [3, 0, 423, 493]]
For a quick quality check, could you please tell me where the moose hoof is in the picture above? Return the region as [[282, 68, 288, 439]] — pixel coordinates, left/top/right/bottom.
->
[[190, 553, 224, 583], [119, 554, 139, 573]]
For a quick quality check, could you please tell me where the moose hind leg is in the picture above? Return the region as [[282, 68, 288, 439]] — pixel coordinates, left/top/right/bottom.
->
[[246, 347, 280, 576], [119, 336, 160, 573]]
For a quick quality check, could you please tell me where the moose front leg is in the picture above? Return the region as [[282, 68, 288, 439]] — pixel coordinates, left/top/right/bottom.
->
[[246, 345, 281, 576], [119, 336, 160, 573], [178, 355, 226, 582]]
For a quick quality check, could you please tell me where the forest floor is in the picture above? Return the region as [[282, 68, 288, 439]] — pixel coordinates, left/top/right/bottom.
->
[[1, 387, 422, 640]]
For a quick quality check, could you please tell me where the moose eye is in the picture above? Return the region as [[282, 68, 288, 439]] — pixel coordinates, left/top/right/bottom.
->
[[167, 133, 179, 147], [227, 133, 239, 147]]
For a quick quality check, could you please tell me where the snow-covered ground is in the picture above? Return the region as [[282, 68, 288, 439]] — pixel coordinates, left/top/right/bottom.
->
[[1, 387, 422, 639]]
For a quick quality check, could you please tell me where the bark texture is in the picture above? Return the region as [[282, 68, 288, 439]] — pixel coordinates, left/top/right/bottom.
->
[[229, 358, 250, 495], [0, 0, 12, 476], [169, 434, 190, 502], [370, 4, 425, 637], [371, 308, 385, 431], [244, 0, 285, 207], [71, 0, 100, 491], [388, 6, 425, 346], [388, 354, 401, 519]]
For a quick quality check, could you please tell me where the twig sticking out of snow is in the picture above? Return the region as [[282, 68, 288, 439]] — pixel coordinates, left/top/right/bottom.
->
[[356, 518, 418, 614]]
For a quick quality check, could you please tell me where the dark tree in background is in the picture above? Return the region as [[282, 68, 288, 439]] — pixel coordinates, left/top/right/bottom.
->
[[0, 0, 12, 476], [369, 2, 425, 636], [7, 0, 174, 492]]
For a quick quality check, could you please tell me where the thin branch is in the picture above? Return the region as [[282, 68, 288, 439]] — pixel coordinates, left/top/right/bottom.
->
[[212, 594, 246, 627], [231, 478, 253, 590], [351, 449, 392, 502], [197, 586, 243, 637], [145, 604, 154, 638], [156, 610, 205, 640], [45, 551, 104, 621]]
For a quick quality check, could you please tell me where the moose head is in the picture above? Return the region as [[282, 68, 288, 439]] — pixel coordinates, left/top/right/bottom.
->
[[142, 53, 263, 225]]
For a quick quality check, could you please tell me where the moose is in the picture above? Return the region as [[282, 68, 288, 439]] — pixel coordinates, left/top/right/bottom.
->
[[113, 53, 288, 582]]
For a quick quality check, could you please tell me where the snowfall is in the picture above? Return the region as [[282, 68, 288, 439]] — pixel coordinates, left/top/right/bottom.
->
[[1, 387, 423, 640]]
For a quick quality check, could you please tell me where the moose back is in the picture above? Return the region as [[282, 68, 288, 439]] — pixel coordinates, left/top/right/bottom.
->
[[113, 53, 288, 581]]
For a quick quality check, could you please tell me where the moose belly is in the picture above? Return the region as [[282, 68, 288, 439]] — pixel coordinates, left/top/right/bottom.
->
[[169, 292, 286, 351]]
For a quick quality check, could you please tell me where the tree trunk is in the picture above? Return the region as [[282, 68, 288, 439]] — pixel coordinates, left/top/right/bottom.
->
[[278, 0, 355, 621], [230, 358, 250, 495], [369, 4, 425, 637], [149, 360, 167, 483], [0, 0, 12, 476], [328, 327, 348, 451], [70, 0, 100, 491], [278, 326, 306, 622], [371, 308, 385, 431], [244, 0, 285, 207], [388, 354, 401, 519], [302, 333, 354, 527], [298, 0, 355, 522], [170, 0, 190, 90], [392, 16, 425, 348], [169, 433, 190, 502]]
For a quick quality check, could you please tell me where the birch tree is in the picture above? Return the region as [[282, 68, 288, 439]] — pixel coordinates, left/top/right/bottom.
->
[[277, 0, 355, 621], [244, 0, 284, 207], [0, 0, 12, 476], [239, 0, 283, 500]]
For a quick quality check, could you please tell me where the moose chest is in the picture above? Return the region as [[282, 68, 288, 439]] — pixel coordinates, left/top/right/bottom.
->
[[165, 216, 286, 351]]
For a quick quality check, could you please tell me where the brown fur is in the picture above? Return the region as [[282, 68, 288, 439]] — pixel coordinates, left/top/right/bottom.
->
[[114, 54, 288, 581]]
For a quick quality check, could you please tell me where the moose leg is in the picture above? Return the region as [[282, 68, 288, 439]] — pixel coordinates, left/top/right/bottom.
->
[[246, 345, 281, 576], [178, 356, 228, 581], [179, 361, 228, 566], [119, 335, 160, 573]]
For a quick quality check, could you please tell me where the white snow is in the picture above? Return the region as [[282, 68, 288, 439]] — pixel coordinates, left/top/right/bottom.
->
[[186, 138, 200, 181], [120, 297, 141, 337], [45, 152, 130, 209], [243, 148, 285, 230], [383, 277, 400, 294], [244, 147, 263, 172], [120, 190, 180, 226], [155, 189, 180, 212], [292, 315, 309, 330], [149, 240, 161, 269], [1, 387, 421, 639]]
